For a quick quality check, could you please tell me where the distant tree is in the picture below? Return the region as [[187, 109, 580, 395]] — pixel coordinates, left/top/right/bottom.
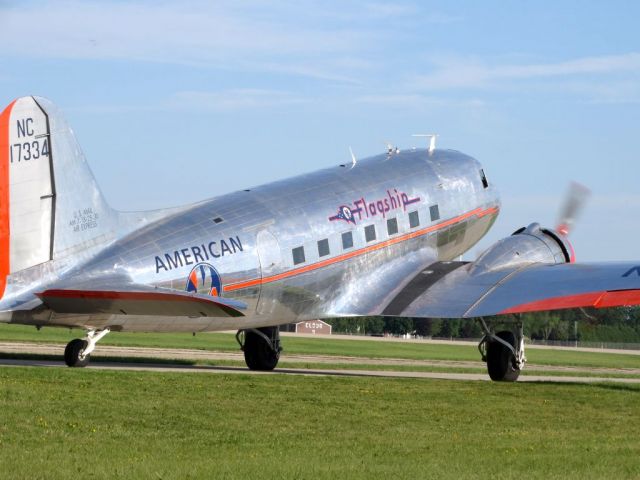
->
[[437, 319, 461, 338], [327, 306, 640, 342], [362, 316, 385, 335], [459, 319, 483, 338], [629, 308, 640, 330], [325, 318, 355, 333], [326, 316, 386, 335], [414, 318, 442, 337], [383, 317, 413, 335]]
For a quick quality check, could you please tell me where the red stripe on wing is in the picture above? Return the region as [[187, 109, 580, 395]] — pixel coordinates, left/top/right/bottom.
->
[[500, 289, 640, 314]]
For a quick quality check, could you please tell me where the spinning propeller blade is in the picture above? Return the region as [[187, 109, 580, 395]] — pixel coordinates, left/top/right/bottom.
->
[[555, 182, 590, 236]]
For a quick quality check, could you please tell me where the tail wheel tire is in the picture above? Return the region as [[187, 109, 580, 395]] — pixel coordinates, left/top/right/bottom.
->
[[486, 330, 520, 382], [64, 339, 90, 368], [243, 329, 280, 371]]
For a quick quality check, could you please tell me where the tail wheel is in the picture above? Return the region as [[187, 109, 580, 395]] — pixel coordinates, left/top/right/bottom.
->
[[64, 339, 90, 368], [486, 330, 520, 382], [243, 328, 280, 371]]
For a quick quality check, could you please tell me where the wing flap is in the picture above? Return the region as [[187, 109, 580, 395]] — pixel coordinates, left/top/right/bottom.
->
[[36, 288, 245, 318], [382, 261, 468, 315]]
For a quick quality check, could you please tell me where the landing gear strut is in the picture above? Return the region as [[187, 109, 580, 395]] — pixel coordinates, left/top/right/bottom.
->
[[478, 319, 525, 382], [236, 327, 282, 371], [64, 328, 110, 367]]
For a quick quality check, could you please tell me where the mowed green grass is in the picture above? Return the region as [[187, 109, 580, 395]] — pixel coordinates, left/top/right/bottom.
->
[[1, 323, 640, 370], [1, 367, 639, 480]]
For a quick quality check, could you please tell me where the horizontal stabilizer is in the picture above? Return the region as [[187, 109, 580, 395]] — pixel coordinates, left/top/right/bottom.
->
[[36, 287, 245, 318]]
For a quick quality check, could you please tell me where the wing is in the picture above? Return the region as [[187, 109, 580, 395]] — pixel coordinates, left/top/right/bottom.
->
[[381, 261, 640, 318], [36, 283, 245, 318]]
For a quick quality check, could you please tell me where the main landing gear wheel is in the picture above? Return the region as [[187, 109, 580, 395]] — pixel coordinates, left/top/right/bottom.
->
[[63, 328, 111, 368], [478, 319, 525, 382], [236, 327, 282, 371], [486, 331, 520, 382], [64, 339, 90, 367]]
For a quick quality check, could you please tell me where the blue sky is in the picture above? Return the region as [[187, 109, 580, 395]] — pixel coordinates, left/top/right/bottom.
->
[[1, 0, 640, 260]]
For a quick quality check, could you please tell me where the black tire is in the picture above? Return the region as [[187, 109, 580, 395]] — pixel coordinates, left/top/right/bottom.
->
[[64, 339, 90, 368], [486, 330, 520, 382], [243, 328, 280, 371]]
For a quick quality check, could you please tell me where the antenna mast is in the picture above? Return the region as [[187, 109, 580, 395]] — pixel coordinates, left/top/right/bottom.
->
[[412, 134, 439, 155]]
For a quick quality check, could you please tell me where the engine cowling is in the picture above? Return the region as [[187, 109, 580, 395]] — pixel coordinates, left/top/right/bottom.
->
[[471, 222, 574, 274]]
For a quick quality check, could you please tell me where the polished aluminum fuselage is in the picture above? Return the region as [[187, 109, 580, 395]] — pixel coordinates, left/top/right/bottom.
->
[[2, 148, 500, 332]]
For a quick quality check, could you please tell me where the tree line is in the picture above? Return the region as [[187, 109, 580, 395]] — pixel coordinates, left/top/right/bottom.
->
[[325, 306, 640, 342]]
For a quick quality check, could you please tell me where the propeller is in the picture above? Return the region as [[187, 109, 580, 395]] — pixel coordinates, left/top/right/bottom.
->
[[555, 182, 590, 236]]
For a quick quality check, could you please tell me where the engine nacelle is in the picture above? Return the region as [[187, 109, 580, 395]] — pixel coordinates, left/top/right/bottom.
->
[[471, 222, 574, 274]]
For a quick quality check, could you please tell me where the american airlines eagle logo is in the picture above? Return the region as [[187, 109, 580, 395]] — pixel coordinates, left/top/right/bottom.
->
[[329, 205, 356, 224], [185, 262, 223, 297]]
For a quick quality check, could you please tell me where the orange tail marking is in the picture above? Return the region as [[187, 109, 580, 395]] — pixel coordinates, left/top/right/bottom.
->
[[0, 100, 16, 299]]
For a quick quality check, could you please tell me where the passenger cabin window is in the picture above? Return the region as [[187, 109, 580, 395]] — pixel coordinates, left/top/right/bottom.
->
[[342, 231, 353, 250], [387, 218, 398, 236], [480, 169, 489, 188], [430, 205, 440, 222], [317, 238, 330, 257], [292, 246, 306, 265], [365, 224, 376, 242], [409, 211, 420, 228]]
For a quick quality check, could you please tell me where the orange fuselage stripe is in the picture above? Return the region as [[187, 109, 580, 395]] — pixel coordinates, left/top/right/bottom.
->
[[0, 100, 16, 299], [224, 205, 498, 292]]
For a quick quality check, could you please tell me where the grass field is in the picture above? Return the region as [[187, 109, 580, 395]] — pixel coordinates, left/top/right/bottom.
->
[[2, 324, 640, 478], [1, 323, 640, 370], [1, 367, 639, 479]]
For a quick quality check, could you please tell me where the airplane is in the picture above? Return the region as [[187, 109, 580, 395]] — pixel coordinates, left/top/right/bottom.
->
[[2, 95, 640, 382]]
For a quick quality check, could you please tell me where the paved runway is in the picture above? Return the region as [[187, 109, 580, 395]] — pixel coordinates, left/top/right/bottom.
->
[[2, 356, 640, 384]]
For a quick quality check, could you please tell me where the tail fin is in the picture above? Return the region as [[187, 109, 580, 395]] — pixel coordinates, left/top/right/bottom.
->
[[0, 96, 117, 295]]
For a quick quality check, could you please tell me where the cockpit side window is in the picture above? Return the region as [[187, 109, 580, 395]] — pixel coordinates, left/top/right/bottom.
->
[[480, 169, 489, 188]]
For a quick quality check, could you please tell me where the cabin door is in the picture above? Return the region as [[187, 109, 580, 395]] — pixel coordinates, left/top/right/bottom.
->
[[256, 229, 283, 315]]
